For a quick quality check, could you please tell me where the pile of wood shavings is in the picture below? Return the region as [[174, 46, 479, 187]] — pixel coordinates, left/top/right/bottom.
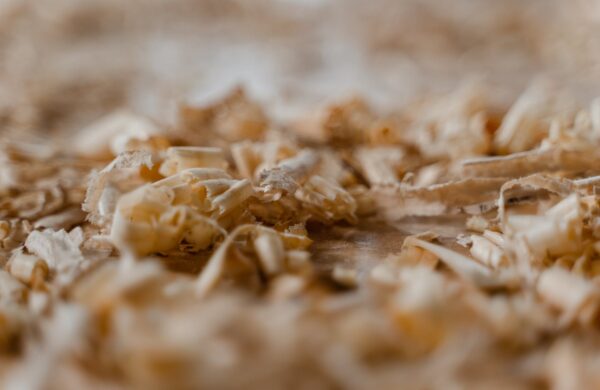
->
[[2, 83, 600, 389]]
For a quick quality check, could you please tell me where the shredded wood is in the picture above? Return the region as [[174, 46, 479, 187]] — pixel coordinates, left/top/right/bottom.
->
[[2, 3, 600, 387], [4, 82, 600, 389]]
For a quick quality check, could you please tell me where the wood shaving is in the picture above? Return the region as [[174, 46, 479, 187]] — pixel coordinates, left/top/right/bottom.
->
[[74, 110, 164, 158], [159, 146, 228, 176]]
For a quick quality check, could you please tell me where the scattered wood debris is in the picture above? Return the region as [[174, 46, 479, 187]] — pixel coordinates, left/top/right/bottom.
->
[[3, 81, 600, 389]]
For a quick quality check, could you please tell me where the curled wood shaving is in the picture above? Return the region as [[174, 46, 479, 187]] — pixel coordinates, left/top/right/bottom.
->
[[159, 146, 227, 176], [196, 224, 312, 297], [504, 194, 583, 264], [354, 147, 404, 185], [83, 150, 156, 226], [493, 81, 570, 154], [33, 207, 86, 230], [178, 87, 268, 143], [406, 82, 491, 159], [74, 110, 163, 158], [537, 267, 599, 326], [497, 174, 574, 223], [110, 182, 230, 256], [259, 150, 320, 193], [295, 175, 358, 224], [403, 236, 497, 286], [24, 228, 86, 286], [231, 140, 297, 181], [373, 177, 507, 219], [310, 98, 378, 146], [462, 147, 600, 178]]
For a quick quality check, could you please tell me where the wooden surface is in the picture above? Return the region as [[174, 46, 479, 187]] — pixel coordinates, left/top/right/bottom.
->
[[309, 214, 469, 275]]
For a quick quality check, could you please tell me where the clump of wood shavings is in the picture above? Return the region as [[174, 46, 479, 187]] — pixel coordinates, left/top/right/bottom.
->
[[5, 85, 600, 389]]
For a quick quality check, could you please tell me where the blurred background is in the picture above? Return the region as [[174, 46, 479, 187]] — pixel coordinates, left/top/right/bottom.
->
[[1, 0, 599, 133]]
